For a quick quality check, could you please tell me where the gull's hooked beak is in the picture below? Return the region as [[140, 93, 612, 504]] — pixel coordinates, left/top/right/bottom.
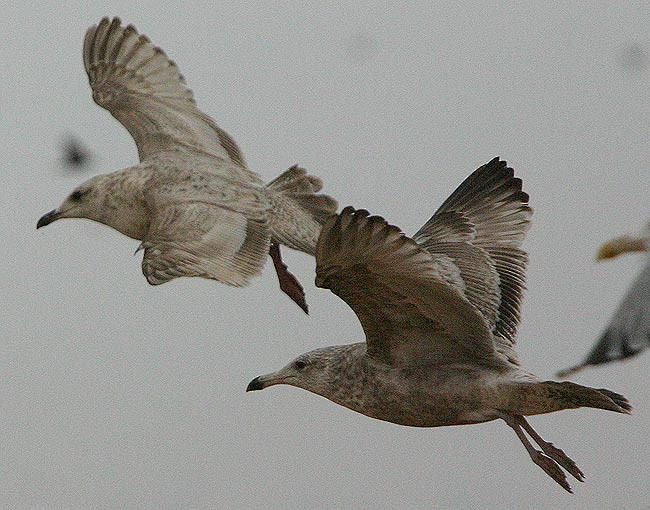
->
[[36, 209, 61, 229], [246, 371, 288, 392]]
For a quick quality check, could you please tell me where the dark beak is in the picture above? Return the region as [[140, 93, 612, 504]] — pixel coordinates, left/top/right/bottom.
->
[[36, 209, 60, 229], [36, 209, 59, 228], [246, 376, 264, 392]]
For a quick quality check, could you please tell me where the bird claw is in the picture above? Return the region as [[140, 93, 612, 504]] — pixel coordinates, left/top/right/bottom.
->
[[532, 451, 573, 493], [539, 442, 585, 482]]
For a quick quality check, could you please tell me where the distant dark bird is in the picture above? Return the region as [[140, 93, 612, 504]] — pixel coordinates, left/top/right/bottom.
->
[[60, 136, 92, 169], [37, 17, 337, 313], [248, 159, 630, 493], [558, 224, 650, 377]]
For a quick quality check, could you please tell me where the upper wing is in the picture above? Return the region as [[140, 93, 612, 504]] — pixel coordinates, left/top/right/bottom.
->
[[557, 257, 650, 377], [83, 17, 249, 171], [315, 207, 498, 367], [140, 188, 271, 287], [413, 158, 532, 361]]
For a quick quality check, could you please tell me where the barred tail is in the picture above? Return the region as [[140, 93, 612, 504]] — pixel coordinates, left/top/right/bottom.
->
[[265, 165, 338, 254]]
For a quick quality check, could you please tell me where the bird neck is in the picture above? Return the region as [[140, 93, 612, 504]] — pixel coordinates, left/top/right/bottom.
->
[[91, 167, 154, 240], [307, 344, 386, 410]]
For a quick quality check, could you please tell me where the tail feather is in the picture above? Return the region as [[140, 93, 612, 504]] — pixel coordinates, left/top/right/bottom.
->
[[266, 165, 323, 193], [265, 165, 338, 254], [552, 382, 631, 414], [595, 387, 632, 413], [510, 381, 632, 416]]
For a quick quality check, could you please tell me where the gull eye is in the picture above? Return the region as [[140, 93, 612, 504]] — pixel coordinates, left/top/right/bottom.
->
[[294, 360, 307, 371], [70, 190, 86, 201]]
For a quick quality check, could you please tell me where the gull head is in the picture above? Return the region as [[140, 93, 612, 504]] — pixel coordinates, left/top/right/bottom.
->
[[36, 172, 148, 239], [247, 346, 348, 394], [37, 177, 106, 229]]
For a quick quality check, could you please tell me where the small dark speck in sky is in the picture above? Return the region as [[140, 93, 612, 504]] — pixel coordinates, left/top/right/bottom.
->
[[60, 135, 92, 170]]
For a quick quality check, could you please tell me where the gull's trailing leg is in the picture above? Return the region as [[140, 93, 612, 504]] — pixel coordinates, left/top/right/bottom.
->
[[517, 416, 585, 482], [269, 243, 308, 314], [499, 412, 573, 493]]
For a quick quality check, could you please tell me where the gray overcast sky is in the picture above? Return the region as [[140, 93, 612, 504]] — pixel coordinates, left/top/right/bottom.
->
[[2, 2, 649, 509]]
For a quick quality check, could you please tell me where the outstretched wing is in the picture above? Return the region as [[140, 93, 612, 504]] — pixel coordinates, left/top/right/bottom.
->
[[315, 207, 498, 367], [83, 17, 249, 173], [140, 187, 271, 287], [558, 257, 650, 377], [413, 158, 532, 362]]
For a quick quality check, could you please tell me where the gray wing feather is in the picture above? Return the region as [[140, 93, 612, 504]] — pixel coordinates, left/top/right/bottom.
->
[[413, 158, 532, 362], [84, 17, 251, 174], [558, 257, 650, 376]]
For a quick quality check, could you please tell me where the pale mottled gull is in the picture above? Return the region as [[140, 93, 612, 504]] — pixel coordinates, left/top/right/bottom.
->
[[558, 223, 650, 377], [247, 158, 631, 493], [37, 17, 337, 312]]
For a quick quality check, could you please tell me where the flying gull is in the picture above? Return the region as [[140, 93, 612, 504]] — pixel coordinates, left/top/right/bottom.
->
[[558, 223, 650, 376], [247, 158, 631, 493], [37, 17, 337, 312]]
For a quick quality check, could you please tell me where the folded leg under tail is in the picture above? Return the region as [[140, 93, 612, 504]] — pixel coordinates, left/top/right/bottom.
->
[[269, 243, 308, 314]]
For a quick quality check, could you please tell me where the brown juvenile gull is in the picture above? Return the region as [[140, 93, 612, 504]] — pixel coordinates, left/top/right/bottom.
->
[[247, 158, 631, 493], [36, 17, 337, 313], [558, 223, 650, 377]]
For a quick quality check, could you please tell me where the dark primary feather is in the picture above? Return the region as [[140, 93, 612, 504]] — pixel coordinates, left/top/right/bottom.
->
[[413, 158, 532, 355]]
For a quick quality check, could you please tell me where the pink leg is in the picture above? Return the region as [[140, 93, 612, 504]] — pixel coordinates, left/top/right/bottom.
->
[[499, 413, 573, 493], [517, 416, 584, 482], [269, 243, 308, 314]]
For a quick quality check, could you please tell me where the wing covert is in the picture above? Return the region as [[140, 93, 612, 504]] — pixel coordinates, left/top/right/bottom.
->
[[315, 207, 498, 367], [140, 190, 271, 287]]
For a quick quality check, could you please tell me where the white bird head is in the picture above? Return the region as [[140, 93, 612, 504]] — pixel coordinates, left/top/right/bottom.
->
[[37, 176, 108, 228], [37, 171, 149, 240]]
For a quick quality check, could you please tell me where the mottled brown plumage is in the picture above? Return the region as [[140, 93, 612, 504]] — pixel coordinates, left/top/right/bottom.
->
[[248, 159, 631, 493]]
